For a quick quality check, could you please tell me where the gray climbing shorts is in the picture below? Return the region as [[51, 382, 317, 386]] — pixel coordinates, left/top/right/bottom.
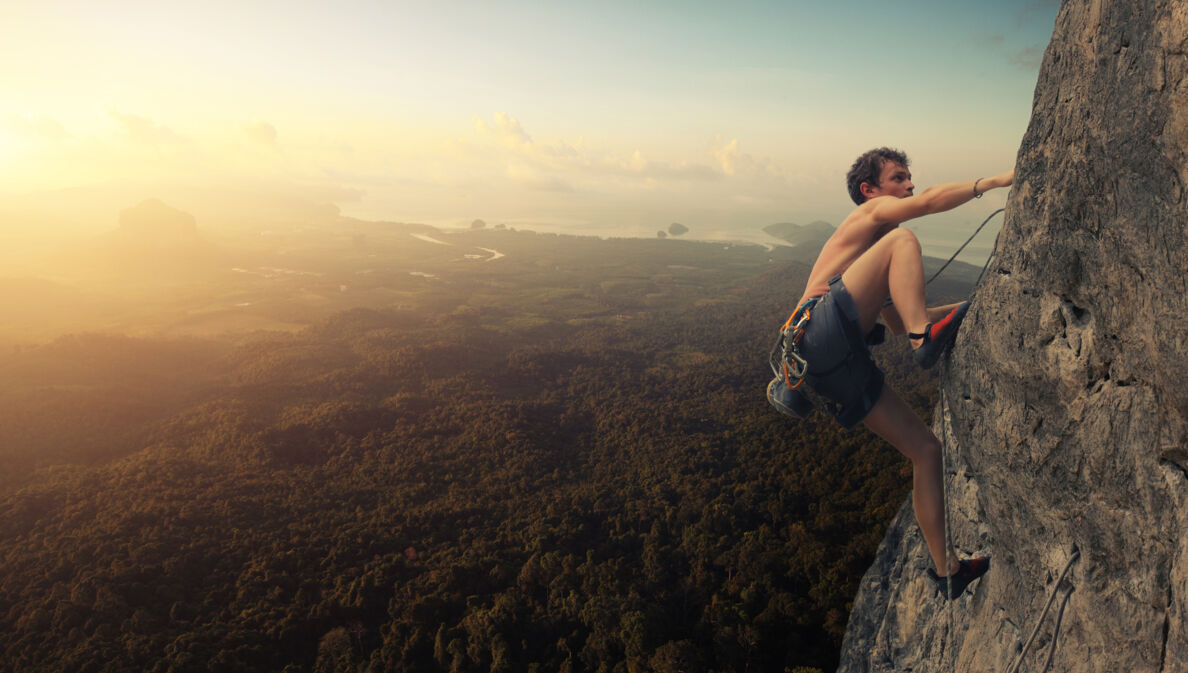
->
[[797, 276, 885, 428]]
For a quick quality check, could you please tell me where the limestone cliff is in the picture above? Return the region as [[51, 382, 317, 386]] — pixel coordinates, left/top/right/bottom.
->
[[839, 1, 1188, 672]]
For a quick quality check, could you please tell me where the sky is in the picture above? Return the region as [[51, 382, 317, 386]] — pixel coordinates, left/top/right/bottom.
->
[[0, 0, 1061, 254]]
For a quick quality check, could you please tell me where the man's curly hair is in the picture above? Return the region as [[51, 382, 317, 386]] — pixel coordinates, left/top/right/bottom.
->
[[846, 147, 909, 205]]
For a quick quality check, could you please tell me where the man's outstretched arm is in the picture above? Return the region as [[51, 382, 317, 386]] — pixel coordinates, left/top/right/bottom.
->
[[871, 169, 1014, 226]]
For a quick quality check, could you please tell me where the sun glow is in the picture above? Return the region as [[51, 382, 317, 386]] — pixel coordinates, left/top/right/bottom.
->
[[1, 0, 1054, 242]]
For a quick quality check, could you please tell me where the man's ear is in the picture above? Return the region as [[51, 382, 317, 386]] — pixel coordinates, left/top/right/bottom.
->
[[860, 181, 879, 199]]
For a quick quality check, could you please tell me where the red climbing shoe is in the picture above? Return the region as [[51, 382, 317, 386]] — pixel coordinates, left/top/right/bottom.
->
[[910, 301, 971, 370], [928, 556, 990, 600]]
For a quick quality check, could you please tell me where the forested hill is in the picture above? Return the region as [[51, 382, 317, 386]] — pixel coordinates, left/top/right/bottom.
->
[[0, 227, 970, 673]]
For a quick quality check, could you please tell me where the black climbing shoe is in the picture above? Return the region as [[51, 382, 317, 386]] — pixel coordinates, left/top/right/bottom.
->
[[910, 301, 971, 370], [928, 556, 990, 600], [767, 377, 814, 420]]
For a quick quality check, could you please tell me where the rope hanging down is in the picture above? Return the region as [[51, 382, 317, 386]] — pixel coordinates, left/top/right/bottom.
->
[[931, 208, 1081, 673], [938, 384, 957, 671], [1005, 548, 1081, 673], [937, 369, 1080, 673], [925, 208, 1004, 287]]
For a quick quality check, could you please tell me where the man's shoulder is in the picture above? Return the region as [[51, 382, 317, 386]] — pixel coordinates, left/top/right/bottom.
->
[[840, 198, 885, 228], [835, 202, 902, 244], [846, 196, 908, 228]]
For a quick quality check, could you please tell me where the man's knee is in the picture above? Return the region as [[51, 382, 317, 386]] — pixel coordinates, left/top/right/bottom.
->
[[886, 227, 922, 254], [914, 433, 943, 466]]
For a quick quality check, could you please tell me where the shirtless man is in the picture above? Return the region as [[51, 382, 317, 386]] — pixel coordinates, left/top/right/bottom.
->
[[769, 147, 1013, 599]]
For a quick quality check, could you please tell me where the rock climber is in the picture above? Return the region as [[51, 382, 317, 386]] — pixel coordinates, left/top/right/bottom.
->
[[768, 147, 1013, 599]]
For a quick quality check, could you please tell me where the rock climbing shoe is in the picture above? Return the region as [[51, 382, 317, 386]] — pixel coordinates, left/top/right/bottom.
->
[[910, 301, 971, 370], [766, 377, 814, 420], [927, 556, 990, 600]]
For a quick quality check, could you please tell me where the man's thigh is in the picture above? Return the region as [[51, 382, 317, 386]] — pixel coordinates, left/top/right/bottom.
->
[[840, 230, 916, 332]]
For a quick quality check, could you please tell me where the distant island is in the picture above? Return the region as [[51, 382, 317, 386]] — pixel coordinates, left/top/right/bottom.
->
[[762, 220, 836, 246]]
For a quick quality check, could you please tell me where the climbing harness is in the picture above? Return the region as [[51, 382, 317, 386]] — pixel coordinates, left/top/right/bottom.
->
[[768, 296, 819, 390]]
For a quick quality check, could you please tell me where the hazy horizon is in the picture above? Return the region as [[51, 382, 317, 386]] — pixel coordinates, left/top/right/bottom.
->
[[3, 0, 1056, 257]]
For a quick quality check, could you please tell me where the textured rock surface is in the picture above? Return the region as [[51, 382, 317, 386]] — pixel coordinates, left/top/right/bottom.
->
[[839, 1, 1188, 672]]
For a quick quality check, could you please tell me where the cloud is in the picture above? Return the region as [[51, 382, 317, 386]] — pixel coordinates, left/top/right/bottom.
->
[[1010, 44, 1045, 69], [474, 112, 532, 148], [461, 113, 747, 199], [244, 121, 278, 147], [5, 114, 70, 141], [505, 161, 574, 192], [102, 108, 181, 145], [601, 151, 719, 181], [709, 135, 781, 178]]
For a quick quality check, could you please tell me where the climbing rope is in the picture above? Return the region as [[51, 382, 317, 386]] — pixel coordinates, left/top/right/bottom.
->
[[1005, 548, 1081, 673], [930, 207, 996, 668], [934, 291, 1079, 672], [925, 208, 1004, 287], [938, 383, 956, 671], [928, 207, 1082, 672], [938, 371, 1081, 673], [931, 209, 1004, 629], [974, 227, 1001, 289], [908, 208, 1085, 672]]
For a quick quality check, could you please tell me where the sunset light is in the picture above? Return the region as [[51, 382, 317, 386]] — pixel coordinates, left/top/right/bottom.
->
[[22, 2, 1172, 672], [3, 1, 1056, 241]]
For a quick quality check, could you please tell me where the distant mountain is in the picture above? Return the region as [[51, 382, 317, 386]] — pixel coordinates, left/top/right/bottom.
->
[[52, 199, 228, 282], [103, 199, 223, 265], [763, 220, 835, 246], [117, 198, 199, 242]]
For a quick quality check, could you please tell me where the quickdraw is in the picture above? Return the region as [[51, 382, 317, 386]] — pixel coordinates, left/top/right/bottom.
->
[[768, 296, 819, 390]]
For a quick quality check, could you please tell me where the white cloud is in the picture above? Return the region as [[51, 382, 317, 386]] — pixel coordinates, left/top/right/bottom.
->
[[244, 121, 278, 147], [505, 161, 573, 192], [5, 114, 70, 141], [102, 108, 182, 146], [629, 149, 647, 172], [600, 151, 718, 181], [465, 113, 745, 196], [473, 112, 532, 148], [709, 135, 781, 178]]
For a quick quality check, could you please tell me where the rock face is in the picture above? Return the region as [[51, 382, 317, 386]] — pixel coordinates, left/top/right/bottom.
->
[[839, 2, 1188, 672]]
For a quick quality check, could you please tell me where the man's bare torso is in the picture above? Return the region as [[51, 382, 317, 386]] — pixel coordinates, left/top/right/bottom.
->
[[797, 203, 898, 305]]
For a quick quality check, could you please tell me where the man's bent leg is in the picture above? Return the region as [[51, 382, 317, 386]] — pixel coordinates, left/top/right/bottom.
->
[[840, 228, 928, 335], [861, 385, 959, 576]]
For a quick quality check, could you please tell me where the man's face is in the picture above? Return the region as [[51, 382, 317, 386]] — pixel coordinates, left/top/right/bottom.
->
[[868, 161, 914, 199]]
